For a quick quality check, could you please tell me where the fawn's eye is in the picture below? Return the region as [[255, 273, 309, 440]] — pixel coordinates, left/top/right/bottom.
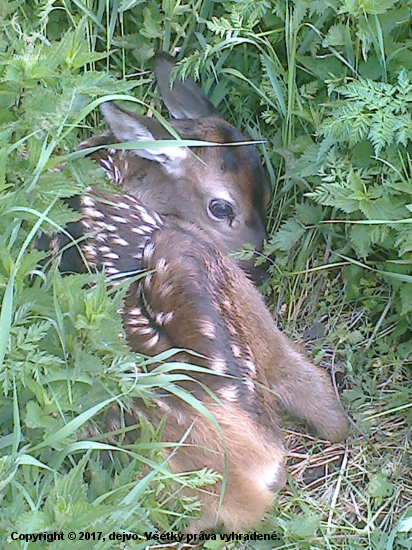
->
[[208, 199, 235, 221]]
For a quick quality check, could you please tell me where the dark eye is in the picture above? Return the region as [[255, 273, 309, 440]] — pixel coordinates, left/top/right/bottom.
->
[[208, 199, 235, 221]]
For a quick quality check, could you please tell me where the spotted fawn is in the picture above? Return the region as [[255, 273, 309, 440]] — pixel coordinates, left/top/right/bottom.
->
[[41, 54, 348, 530], [52, 188, 348, 532]]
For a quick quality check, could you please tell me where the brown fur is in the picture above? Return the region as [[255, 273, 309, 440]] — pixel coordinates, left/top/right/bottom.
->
[[72, 190, 348, 531], [124, 216, 349, 443], [145, 402, 286, 532]]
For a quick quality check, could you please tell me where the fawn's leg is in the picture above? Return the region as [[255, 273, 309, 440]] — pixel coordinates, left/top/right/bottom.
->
[[159, 401, 286, 533]]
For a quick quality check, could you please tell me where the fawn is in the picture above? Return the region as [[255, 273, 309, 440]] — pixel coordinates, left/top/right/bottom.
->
[[78, 53, 271, 283], [58, 188, 349, 532], [43, 54, 348, 530]]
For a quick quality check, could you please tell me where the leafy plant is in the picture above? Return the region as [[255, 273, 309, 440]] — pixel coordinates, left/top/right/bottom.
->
[[0, 0, 411, 548]]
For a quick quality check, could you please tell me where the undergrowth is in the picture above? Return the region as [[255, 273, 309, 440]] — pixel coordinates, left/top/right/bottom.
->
[[0, 0, 411, 549]]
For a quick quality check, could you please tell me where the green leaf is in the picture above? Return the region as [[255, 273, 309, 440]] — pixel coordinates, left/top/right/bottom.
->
[[282, 513, 321, 538], [323, 24, 346, 48], [266, 219, 306, 253], [140, 6, 163, 39], [16, 511, 51, 533], [398, 516, 412, 533], [367, 473, 395, 500], [399, 283, 412, 315], [295, 203, 324, 225], [25, 401, 59, 430]]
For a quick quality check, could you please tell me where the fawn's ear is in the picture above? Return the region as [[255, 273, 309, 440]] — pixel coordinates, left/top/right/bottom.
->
[[154, 52, 220, 120], [100, 102, 189, 165]]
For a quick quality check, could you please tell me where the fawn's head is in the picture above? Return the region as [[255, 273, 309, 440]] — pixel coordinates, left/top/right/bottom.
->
[[81, 53, 271, 282]]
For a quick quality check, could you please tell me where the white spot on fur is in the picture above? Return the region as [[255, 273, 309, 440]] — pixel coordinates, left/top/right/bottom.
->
[[144, 273, 153, 288], [244, 359, 256, 375], [131, 227, 145, 236], [83, 244, 97, 257], [110, 215, 128, 224], [155, 310, 174, 326], [95, 233, 108, 243], [81, 196, 96, 208], [84, 207, 105, 219], [156, 257, 167, 274], [140, 210, 158, 227], [258, 461, 282, 491], [128, 317, 149, 327], [143, 242, 155, 262], [155, 312, 164, 325], [222, 297, 233, 310], [139, 224, 156, 234], [163, 311, 174, 324], [104, 252, 120, 260], [113, 165, 122, 184], [145, 332, 160, 349], [159, 282, 174, 298], [219, 386, 238, 402], [210, 355, 227, 375], [113, 236, 129, 247], [134, 325, 155, 336], [100, 159, 112, 172], [127, 199, 162, 228], [198, 318, 216, 340], [231, 343, 242, 358], [132, 203, 147, 214]]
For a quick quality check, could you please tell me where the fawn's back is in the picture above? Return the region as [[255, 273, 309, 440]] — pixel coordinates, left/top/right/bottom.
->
[[63, 189, 348, 532]]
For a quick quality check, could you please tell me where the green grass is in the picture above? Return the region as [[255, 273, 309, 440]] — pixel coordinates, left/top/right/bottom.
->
[[0, 0, 411, 548]]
